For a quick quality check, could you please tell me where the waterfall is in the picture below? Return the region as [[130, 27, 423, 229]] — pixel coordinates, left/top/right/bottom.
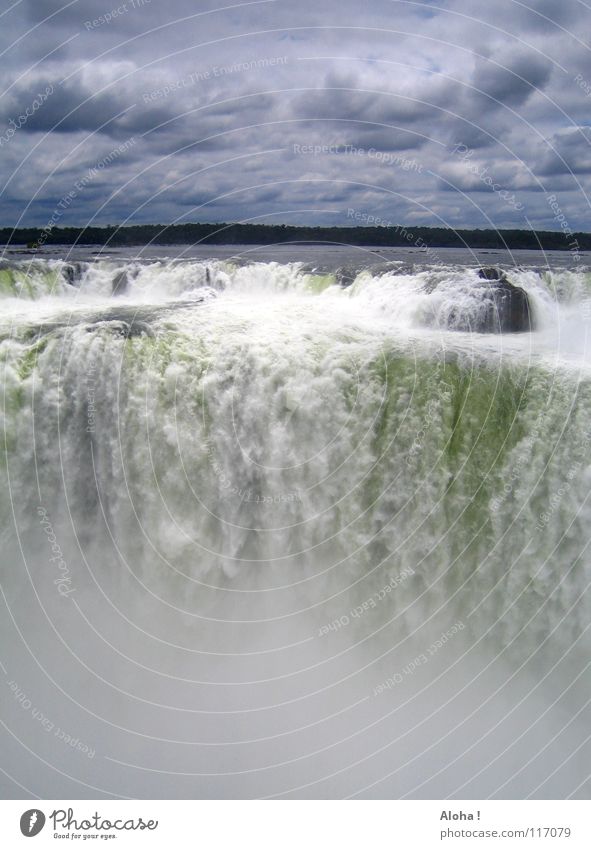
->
[[1, 255, 590, 798]]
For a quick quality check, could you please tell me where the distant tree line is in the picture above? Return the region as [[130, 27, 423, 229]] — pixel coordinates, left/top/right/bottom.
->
[[1, 222, 589, 250]]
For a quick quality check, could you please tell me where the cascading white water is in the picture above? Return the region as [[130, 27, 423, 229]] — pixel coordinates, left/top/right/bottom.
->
[[1, 253, 590, 799]]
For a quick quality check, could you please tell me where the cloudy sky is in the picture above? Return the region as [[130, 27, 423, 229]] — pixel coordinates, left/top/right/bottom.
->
[[1, 0, 590, 232]]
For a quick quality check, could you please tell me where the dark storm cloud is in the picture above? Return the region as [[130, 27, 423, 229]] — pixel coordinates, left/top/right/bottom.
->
[[470, 51, 553, 109], [488, 0, 582, 34], [22, 0, 107, 20], [0, 75, 175, 135], [536, 128, 591, 177], [290, 70, 458, 153], [0, 0, 589, 231]]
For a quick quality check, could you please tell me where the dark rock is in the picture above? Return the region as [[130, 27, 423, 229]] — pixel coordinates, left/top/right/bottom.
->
[[62, 263, 85, 286], [111, 270, 129, 296], [62, 265, 76, 285], [335, 267, 358, 288], [478, 266, 508, 283], [204, 266, 226, 291], [85, 319, 154, 338], [475, 269, 533, 333], [125, 320, 155, 338]]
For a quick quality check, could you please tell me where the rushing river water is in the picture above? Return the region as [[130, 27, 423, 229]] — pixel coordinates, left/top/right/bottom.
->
[[1, 245, 590, 798]]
